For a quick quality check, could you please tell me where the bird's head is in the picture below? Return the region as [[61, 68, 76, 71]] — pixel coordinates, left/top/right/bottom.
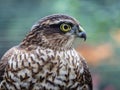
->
[[21, 14, 87, 50]]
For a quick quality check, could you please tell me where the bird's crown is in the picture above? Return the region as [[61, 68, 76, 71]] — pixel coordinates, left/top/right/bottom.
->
[[31, 14, 79, 30]]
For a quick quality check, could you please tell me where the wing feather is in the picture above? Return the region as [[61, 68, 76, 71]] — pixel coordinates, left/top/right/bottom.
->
[[0, 47, 17, 81], [81, 57, 93, 90]]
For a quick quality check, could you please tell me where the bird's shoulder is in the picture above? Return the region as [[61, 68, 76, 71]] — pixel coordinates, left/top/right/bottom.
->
[[0, 46, 24, 81], [79, 56, 93, 90]]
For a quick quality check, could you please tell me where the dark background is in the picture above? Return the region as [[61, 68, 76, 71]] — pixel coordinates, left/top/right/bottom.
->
[[0, 0, 120, 89]]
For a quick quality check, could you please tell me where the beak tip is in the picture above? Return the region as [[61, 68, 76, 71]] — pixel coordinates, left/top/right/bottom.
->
[[84, 37, 86, 41], [78, 32, 87, 41]]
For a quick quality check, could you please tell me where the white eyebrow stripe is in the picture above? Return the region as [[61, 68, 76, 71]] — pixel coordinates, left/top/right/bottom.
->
[[49, 19, 75, 25], [31, 23, 39, 30]]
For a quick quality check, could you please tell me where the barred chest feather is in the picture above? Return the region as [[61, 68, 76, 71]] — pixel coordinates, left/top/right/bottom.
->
[[1, 47, 87, 90]]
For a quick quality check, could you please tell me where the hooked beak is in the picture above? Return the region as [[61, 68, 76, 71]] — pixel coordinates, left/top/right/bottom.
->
[[72, 25, 87, 41], [77, 31, 87, 41]]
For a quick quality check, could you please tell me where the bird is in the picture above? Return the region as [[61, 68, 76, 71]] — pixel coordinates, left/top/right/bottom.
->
[[0, 14, 92, 90]]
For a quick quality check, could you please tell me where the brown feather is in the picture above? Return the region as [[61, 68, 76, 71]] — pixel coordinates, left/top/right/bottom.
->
[[0, 47, 17, 81]]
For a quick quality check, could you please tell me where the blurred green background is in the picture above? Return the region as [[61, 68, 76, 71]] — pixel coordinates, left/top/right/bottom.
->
[[0, 0, 120, 90]]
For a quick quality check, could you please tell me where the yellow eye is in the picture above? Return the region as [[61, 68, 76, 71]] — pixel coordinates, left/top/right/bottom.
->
[[60, 23, 71, 32]]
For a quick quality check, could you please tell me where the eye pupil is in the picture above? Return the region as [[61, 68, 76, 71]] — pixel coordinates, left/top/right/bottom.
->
[[64, 25, 68, 29]]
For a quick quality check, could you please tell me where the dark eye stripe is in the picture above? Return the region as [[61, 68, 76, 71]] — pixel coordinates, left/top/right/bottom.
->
[[49, 24, 60, 28]]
